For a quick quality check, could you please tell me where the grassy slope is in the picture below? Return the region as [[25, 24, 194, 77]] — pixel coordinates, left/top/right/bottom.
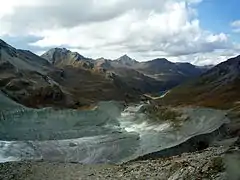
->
[[160, 56, 240, 110], [161, 77, 240, 109]]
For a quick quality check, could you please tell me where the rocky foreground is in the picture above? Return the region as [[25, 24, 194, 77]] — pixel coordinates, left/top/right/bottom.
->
[[0, 138, 239, 180]]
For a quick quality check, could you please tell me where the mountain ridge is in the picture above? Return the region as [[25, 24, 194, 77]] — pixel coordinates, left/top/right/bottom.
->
[[0, 39, 142, 108], [40, 47, 205, 92], [0, 38, 211, 109]]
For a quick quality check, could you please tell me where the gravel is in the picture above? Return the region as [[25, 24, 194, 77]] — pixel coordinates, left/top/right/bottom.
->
[[1, 145, 239, 180]]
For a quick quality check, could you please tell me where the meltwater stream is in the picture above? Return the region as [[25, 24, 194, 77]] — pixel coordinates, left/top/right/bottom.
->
[[0, 92, 229, 164]]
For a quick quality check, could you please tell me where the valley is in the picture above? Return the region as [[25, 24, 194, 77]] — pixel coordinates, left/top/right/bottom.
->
[[0, 39, 239, 179]]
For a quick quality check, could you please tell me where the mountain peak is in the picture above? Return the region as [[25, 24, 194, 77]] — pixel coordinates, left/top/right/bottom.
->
[[122, 54, 130, 58], [151, 58, 169, 62], [118, 54, 133, 61], [41, 47, 87, 65], [116, 54, 138, 66], [45, 47, 74, 56], [147, 58, 173, 66]]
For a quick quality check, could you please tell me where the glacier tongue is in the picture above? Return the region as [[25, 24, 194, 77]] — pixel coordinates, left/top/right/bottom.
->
[[0, 94, 229, 164]]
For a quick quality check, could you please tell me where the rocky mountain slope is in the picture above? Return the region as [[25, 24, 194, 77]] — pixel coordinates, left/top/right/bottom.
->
[[105, 55, 204, 89], [42, 48, 205, 93], [134, 58, 204, 88], [0, 39, 141, 108], [0, 38, 208, 109], [42, 49, 165, 93], [161, 55, 240, 109], [0, 39, 51, 74], [0, 39, 67, 108], [41, 48, 94, 69]]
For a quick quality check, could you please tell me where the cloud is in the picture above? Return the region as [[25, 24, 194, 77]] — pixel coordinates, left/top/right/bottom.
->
[[170, 49, 240, 66], [231, 20, 240, 27], [231, 20, 240, 33], [0, 0, 170, 34], [0, 0, 239, 65], [186, 0, 203, 4], [0, 35, 45, 52]]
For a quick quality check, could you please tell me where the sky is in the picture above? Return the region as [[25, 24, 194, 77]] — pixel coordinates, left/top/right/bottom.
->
[[0, 0, 239, 65]]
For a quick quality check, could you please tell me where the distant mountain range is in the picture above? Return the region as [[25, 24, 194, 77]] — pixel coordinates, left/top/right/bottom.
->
[[0, 39, 209, 108], [42, 48, 206, 90]]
